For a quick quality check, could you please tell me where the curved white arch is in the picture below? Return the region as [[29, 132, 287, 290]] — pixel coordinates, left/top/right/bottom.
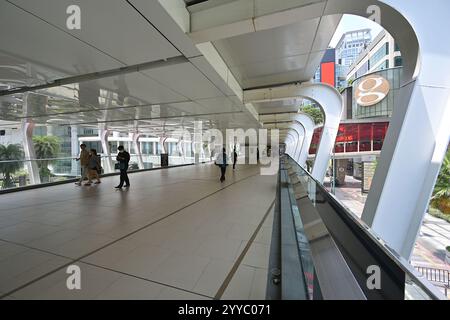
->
[[281, 130, 298, 158], [292, 113, 315, 167], [284, 131, 298, 158], [323, 0, 450, 259], [282, 126, 303, 163], [278, 0, 450, 259], [289, 123, 305, 163], [247, 82, 343, 182], [285, 130, 298, 158]]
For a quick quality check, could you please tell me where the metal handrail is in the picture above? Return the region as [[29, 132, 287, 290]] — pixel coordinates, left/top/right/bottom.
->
[[415, 266, 450, 296], [414, 266, 450, 284], [0, 154, 205, 163]]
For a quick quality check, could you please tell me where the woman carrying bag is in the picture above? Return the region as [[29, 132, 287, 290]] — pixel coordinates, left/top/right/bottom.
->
[[85, 149, 101, 185]]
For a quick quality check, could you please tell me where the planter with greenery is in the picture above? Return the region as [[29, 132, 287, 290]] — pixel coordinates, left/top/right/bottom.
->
[[430, 148, 450, 216], [32, 136, 60, 182], [0, 144, 24, 189], [14, 169, 28, 187]]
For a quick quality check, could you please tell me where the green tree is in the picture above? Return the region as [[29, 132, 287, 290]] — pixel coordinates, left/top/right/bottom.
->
[[432, 148, 450, 214], [0, 144, 24, 189], [32, 136, 60, 180], [300, 105, 324, 125]]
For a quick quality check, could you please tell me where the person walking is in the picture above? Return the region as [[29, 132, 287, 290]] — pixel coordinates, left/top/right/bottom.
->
[[115, 145, 130, 188], [75, 144, 90, 186], [215, 147, 228, 182], [232, 147, 238, 170], [85, 149, 101, 185]]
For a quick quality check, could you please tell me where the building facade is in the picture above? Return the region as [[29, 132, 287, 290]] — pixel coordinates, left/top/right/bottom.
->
[[335, 29, 372, 88], [346, 30, 402, 83], [313, 48, 336, 87]]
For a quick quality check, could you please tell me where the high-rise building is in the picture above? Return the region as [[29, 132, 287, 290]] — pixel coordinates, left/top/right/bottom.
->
[[335, 29, 372, 88], [346, 30, 402, 82]]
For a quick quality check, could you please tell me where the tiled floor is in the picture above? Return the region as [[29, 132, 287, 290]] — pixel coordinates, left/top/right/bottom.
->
[[0, 163, 276, 299]]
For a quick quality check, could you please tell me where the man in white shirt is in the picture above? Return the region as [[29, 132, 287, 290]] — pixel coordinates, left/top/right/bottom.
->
[[215, 147, 228, 182]]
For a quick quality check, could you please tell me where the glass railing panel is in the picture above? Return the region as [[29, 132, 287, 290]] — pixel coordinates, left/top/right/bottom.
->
[[0, 153, 207, 191], [286, 172, 315, 299], [284, 154, 446, 300]]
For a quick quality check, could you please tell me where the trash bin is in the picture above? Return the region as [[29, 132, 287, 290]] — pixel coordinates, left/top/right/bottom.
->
[[18, 175, 26, 186], [161, 153, 169, 167]]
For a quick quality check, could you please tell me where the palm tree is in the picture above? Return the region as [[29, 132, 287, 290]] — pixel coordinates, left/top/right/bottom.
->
[[32, 136, 60, 181], [432, 148, 450, 214], [0, 144, 24, 189]]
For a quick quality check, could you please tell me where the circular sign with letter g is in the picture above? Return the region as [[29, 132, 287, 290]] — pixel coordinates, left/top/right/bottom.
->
[[355, 75, 390, 106]]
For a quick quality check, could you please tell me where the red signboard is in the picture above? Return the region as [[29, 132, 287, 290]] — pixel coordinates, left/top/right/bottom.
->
[[321, 61, 335, 87]]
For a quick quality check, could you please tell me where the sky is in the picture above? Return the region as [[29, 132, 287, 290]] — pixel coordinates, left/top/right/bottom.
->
[[329, 14, 384, 48]]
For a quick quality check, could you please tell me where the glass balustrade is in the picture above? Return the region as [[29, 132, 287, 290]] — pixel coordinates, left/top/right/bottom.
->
[[277, 154, 446, 300]]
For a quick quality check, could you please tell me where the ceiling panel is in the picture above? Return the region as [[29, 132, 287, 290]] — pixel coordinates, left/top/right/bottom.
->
[[142, 62, 225, 100], [213, 18, 319, 68], [211, 18, 326, 88], [9, 0, 181, 66], [195, 97, 238, 112], [252, 98, 302, 114], [0, 1, 124, 84], [229, 53, 309, 87], [311, 14, 342, 52], [0, 71, 189, 120], [0, 52, 68, 90]]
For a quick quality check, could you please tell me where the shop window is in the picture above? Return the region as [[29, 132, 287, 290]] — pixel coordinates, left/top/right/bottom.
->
[[346, 141, 358, 152], [335, 143, 345, 153]]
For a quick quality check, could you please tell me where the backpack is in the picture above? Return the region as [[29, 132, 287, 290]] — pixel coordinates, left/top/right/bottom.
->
[[96, 155, 102, 174]]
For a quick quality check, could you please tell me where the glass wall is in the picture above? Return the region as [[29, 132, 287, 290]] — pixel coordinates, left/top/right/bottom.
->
[[0, 125, 208, 191], [309, 122, 389, 155], [368, 42, 389, 68]]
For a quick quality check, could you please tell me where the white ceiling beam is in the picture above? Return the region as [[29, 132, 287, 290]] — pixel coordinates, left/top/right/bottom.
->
[[243, 83, 311, 104], [188, 0, 327, 43]]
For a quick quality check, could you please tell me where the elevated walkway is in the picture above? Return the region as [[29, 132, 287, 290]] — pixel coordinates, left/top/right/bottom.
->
[[0, 163, 276, 299]]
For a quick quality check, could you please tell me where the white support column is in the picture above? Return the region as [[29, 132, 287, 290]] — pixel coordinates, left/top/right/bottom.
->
[[70, 125, 79, 176], [285, 130, 298, 158], [99, 128, 113, 173], [160, 136, 167, 154], [292, 113, 315, 167], [177, 138, 185, 159], [324, 0, 450, 259], [131, 132, 144, 169], [289, 123, 305, 164], [21, 120, 40, 185], [285, 131, 298, 159], [359, 0, 450, 258]]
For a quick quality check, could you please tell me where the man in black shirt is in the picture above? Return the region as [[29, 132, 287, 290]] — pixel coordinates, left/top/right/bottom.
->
[[115, 145, 130, 188], [232, 147, 238, 170]]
